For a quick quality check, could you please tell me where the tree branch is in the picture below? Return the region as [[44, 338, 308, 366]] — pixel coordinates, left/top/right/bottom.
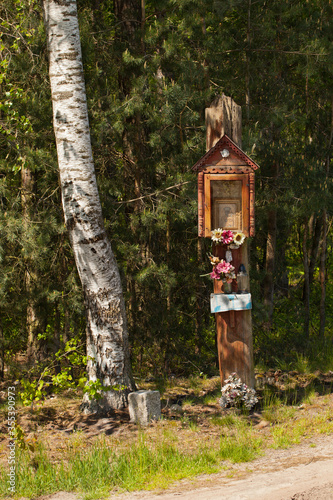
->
[[115, 181, 191, 206]]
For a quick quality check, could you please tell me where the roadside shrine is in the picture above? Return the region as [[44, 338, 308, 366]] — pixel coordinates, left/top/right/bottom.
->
[[193, 96, 260, 387]]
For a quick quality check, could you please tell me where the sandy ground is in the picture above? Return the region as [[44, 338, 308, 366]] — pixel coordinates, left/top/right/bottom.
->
[[111, 461, 333, 500], [37, 435, 333, 500]]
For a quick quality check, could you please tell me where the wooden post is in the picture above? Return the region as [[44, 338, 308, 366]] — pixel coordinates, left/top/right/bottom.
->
[[205, 94, 242, 152], [206, 95, 254, 388]]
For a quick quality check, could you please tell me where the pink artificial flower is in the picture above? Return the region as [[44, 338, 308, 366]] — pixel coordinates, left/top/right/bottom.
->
[[216, 260, 233, 275], [210, 269, 220, 280], [210, 271, 219, 280], [215, 262, 226, 275], [221, 230, 234, 245], [210, 259, 235, 281], [214, 263, 223, 275]]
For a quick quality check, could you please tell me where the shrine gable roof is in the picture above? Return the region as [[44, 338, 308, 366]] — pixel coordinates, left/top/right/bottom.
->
[[192, 134, 260, 173]]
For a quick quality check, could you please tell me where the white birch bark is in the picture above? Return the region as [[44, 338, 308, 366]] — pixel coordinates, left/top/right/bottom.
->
[[43, 0, 135, 411]]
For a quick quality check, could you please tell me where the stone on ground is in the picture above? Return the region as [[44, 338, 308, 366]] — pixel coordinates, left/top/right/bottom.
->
[[128, 390, 161, 425]]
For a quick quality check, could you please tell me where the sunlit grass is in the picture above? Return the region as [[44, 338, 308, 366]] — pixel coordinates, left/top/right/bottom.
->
[[270, 424, 302, 449], [182, 397, 195, 407], [1, 409, 332, 499], [210, 414, 236, 427], [203, 393, 220, 405], [219, 419, 263, 462], [0, 434, 221, 499], [180, 415, 199, 431], [302, 388, 317, 405]]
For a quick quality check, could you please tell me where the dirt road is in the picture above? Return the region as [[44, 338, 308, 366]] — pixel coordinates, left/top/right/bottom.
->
[[40, 435, 333, 500], [105, 435, 333, 500], [111, 460, 333, 500]]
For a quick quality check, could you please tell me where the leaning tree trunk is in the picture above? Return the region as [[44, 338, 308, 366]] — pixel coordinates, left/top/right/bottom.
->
[[262, 163, 279, 329], [320, 95, 333, 337], [319, 210, 327, 338], [263, 208, 277, 327], [43, 0, 135, 411], [302, 220, 310, 340], [22, 166, 40, 362]]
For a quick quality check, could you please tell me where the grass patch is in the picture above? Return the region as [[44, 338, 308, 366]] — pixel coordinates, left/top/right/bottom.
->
[[210, 414, 236, 427], [0, 375, 332, 499], [263, 400, 297, 424], [219, 421, 262, 462], [0, 417, 264, 498], [270, 424, 302, 449], [0, 435, 221, 499], [203, 393, 220, 405], [180, 414, 199, 431], [302, 388, 317, 405], [182, 397, 195, 407]]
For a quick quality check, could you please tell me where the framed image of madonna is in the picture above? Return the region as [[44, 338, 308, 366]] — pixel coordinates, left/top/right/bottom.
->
[[212, 199, 241, 231]]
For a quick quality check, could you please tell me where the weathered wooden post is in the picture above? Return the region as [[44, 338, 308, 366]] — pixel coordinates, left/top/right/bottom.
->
[[193, 95, 259, 388]]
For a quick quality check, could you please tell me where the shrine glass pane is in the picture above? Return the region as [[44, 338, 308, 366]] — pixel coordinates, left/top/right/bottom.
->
[[211, 180, 242, 231]]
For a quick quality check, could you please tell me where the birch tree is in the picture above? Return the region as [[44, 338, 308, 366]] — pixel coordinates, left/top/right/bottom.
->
[[42, 0, 135, 411]]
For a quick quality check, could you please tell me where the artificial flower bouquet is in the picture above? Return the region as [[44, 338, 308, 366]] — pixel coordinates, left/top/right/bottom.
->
[[211, 228, 246, 248], [208, 256, 236, 282], [220, 372, 258, 410], [208, 228, 246, 284]]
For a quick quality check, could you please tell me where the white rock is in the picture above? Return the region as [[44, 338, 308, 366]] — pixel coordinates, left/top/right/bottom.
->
[[128, 390, 161, 426]]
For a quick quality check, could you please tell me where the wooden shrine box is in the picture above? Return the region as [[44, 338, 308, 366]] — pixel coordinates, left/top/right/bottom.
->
[[192, 135, 259, 238]]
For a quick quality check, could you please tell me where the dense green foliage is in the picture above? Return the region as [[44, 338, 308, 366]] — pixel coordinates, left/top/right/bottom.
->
[[1, 0, 333, 379]]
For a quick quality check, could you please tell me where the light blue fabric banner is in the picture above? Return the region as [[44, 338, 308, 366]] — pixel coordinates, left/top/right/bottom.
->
[[210, 293, 252, 313]]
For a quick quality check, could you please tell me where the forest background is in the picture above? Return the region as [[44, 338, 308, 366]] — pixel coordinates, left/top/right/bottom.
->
[[1, 0, 333, 385]]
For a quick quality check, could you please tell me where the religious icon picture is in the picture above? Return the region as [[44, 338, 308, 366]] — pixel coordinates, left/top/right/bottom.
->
[[212, 199, 241, 231]]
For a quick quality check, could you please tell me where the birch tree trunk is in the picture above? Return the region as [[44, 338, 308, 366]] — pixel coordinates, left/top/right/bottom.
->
[[43, 0, 135, 411]]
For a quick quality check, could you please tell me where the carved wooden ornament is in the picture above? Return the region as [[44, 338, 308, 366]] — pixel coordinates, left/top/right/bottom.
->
[[193, 135, 259, 238]]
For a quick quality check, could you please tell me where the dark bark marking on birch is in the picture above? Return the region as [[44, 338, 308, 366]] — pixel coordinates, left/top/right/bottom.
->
[[55, 110, 68, 123], [54, 91, 74, 100], [84, 288, 122, 330], [63, 140, 77, 159], [64, 11, 77, 18], [56, 53, 79, 60], [80, 232, 106, 245], [54, 0, 74, 6]]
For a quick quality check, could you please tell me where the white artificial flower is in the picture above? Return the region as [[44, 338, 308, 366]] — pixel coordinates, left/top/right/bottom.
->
[[211, 228, 224, 243], [233, 232, 246, 247]]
